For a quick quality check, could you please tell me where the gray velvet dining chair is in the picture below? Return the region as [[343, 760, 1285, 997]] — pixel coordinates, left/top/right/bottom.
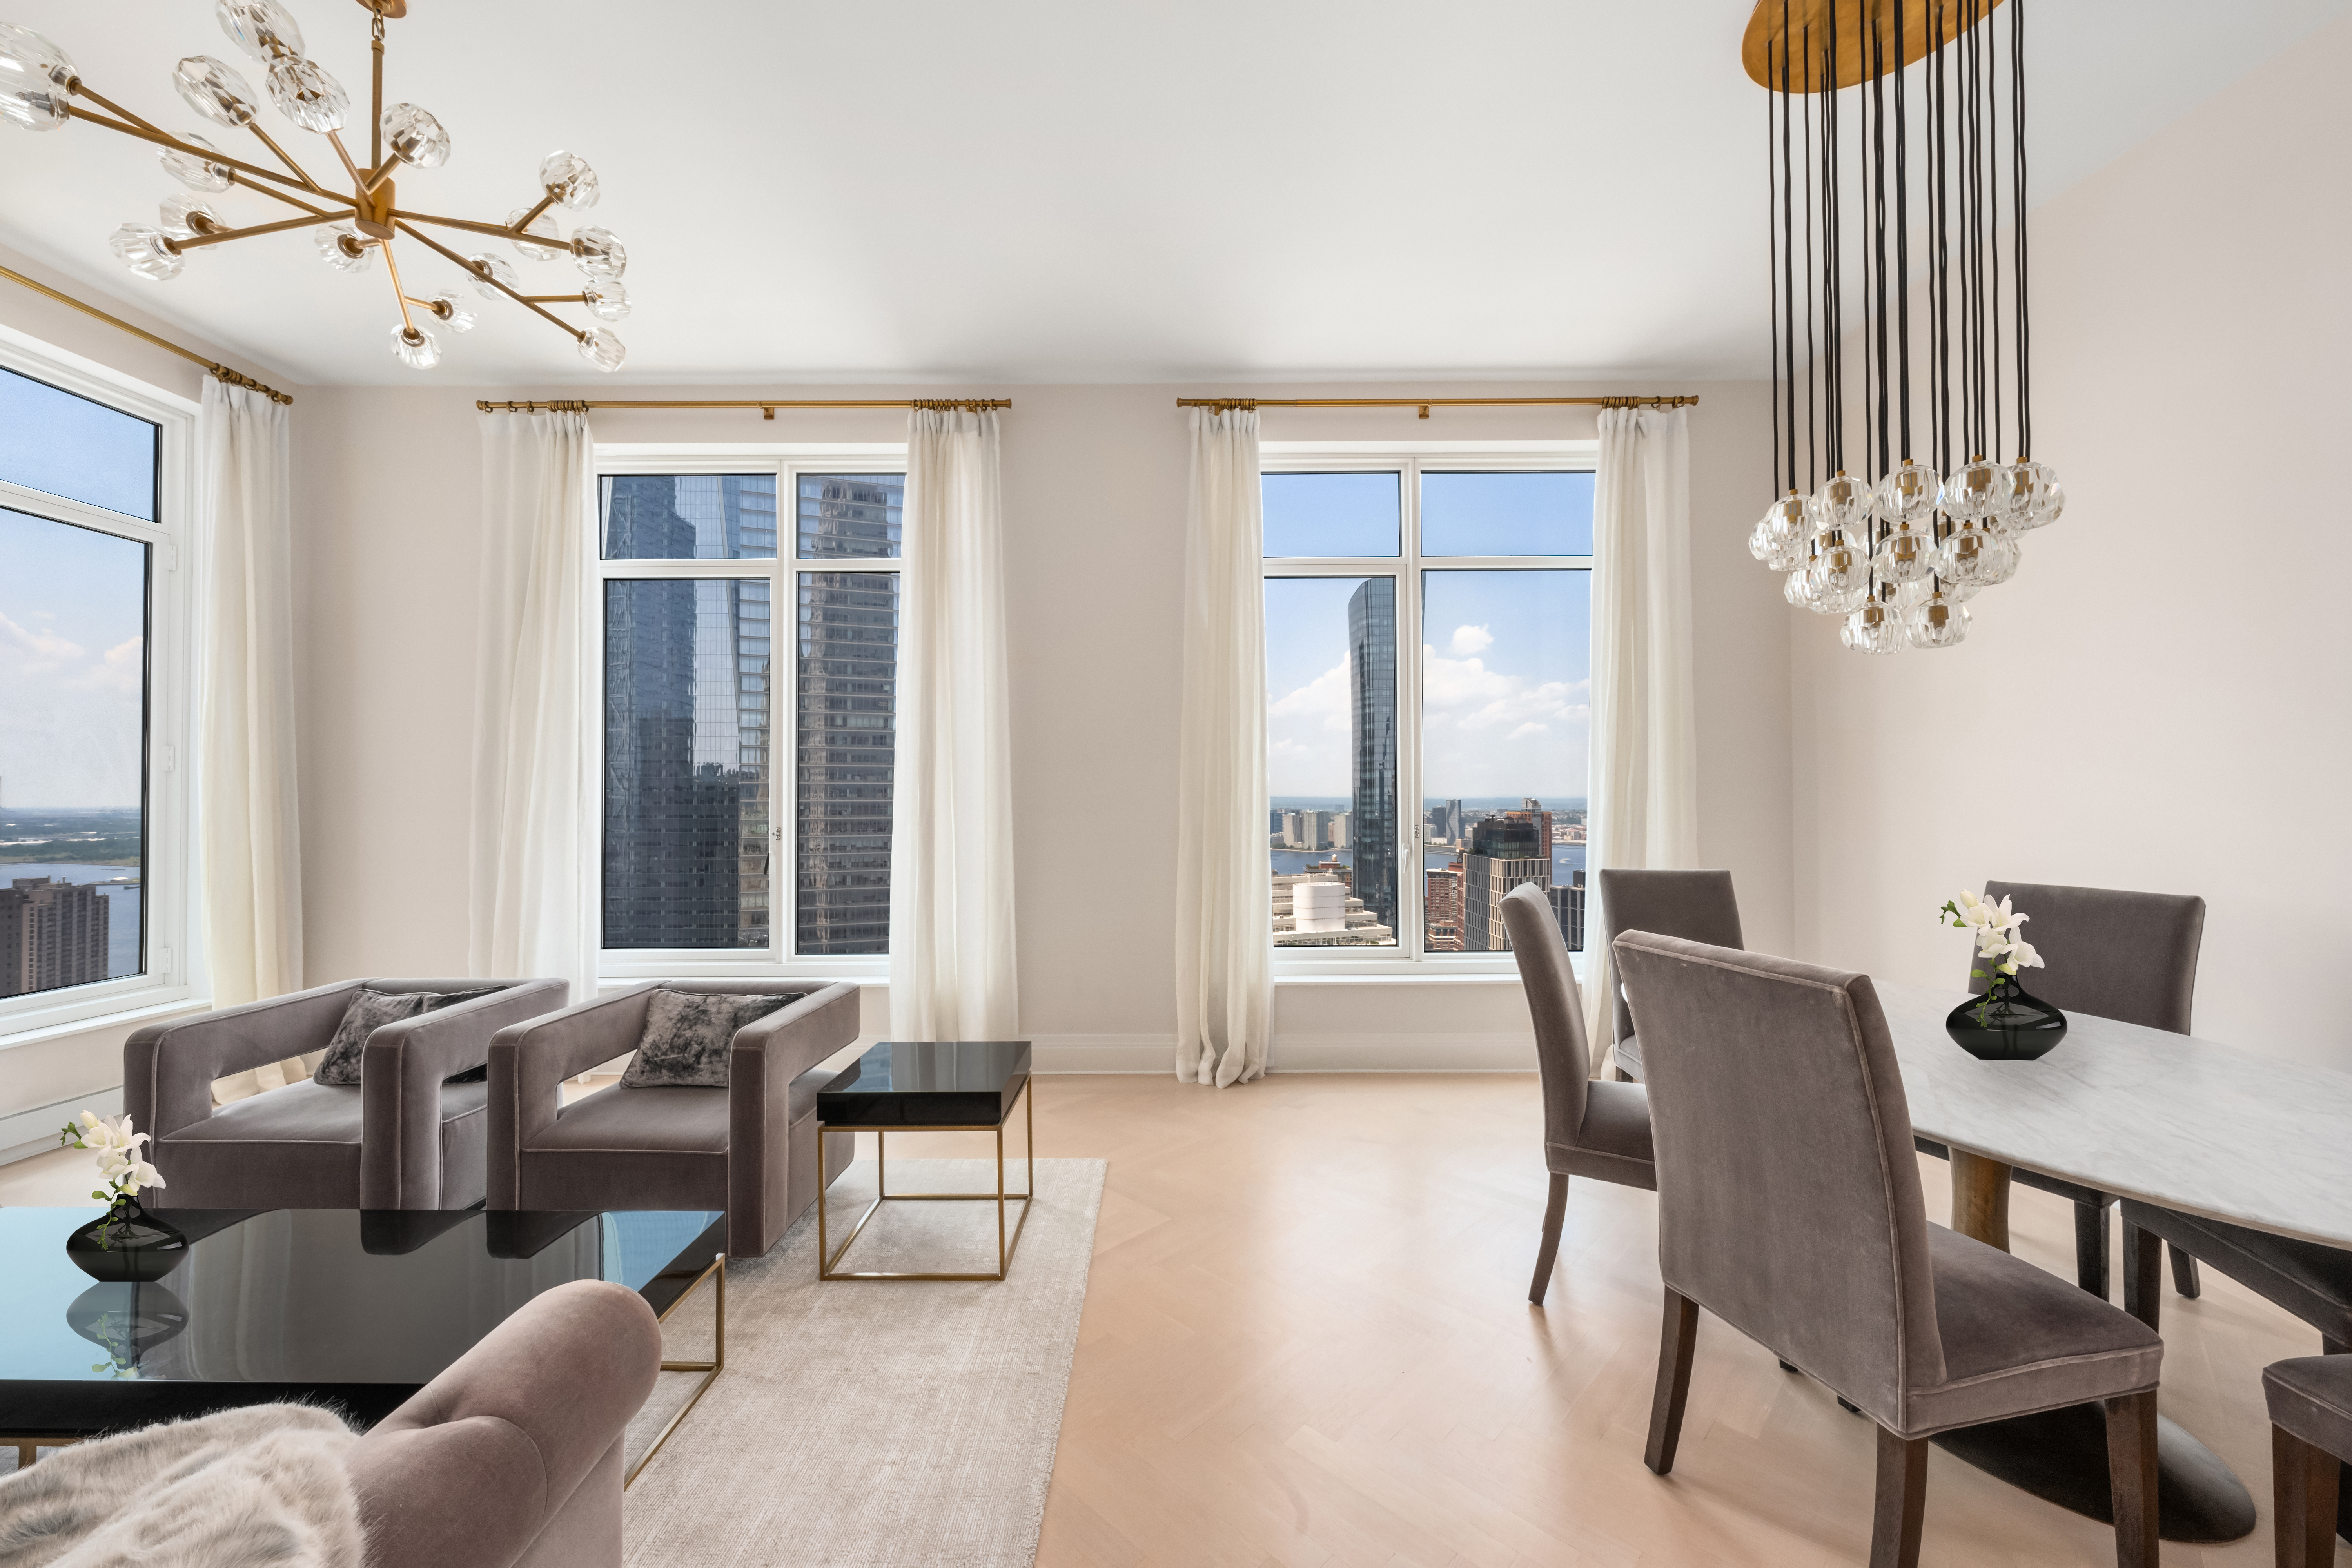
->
[[1613, 930, 2163, 1568], [1592, 868, 1743, 1083], [1501, 883, 1653, 1306], [2264, 1353, 2352, 1566], [1912, 880, 2206, 1302]]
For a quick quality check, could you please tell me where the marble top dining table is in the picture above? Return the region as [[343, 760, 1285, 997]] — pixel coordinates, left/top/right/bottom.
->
[[1875, 980, 2352, 1249]]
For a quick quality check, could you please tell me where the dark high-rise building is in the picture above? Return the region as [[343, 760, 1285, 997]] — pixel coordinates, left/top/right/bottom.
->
[[1462, 812, 1550, 952], [601, 476, 768, 949], [1425, 862, 1465, 952], [1549, 870, 1586, 952], [0, 877, 110, 997], [795, 475, 904, 955], [1347, 578, 1397, 935]]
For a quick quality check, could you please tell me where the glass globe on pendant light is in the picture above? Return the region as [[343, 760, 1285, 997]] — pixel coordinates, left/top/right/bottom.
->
[[583, 281, 630, 322], [1939, 519, 2020, 588], [110, 224, 184, 281], [158, 194, 223, 240], [380, 102, 450, 167], [1992, 459, 2063, 533], [1905, 590, 1969, 650], [508, 209, 565, 261], [1813, 470, 1871, 535], [159, 130, 234, 191], [538, 150, 599, 209], [577, 328, 626, 372], [266, 54, 345, 132], [1874, 458, 1940, 526], [1808, 532, 1871, 614], [467, 252, 519, 299], [390, 321, 439, 370], [1840, 596, 1904, 655], [1941, 456, 2002, 522], [0, 23, 77, 132], [173, 56, 261, 127], [1872, 521, 1938, 585], [214, 0, 304, 64], [1783, 565, 1818, 610], [425, 289, 475, 332], [572, 225, 626, 281], [315, 221, 375, 273]]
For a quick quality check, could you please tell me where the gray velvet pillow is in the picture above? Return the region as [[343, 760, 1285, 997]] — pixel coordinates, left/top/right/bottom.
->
[[618, 990, 801, 1089], [313, 987, 503, 1087]]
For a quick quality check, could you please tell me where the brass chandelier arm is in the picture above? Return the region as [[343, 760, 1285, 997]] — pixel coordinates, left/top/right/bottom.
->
[[379, 241, 419, 337], [393, 220, 586, 341], [167, 210, 347, 251], [325, 129, 368, 194], [65, 81, 164, 137], [392, 207, 581, 252], [243, 120, 332, 199], [511, 190, 559, 232], [62, 102, 352, 201], [229, 174, 350, 220], [0, 262, 293, 404]]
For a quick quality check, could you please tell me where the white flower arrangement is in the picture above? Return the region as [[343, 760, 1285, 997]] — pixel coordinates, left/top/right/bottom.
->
[[59, 1109, 167, 1209], [1940, 889, 2044, 980]]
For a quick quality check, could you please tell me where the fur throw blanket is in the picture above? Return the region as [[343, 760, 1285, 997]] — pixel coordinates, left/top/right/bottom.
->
[[0, 1404, 360, 1568]]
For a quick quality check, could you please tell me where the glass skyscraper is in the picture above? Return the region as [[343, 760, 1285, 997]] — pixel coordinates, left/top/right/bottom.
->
[[1347, 577, 1397, 932]]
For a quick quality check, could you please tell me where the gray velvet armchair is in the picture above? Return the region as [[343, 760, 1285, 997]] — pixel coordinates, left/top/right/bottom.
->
[[487, 980, 861, 1258], [349, 1278, 661, 1568], [125, 978, 569, 1211]]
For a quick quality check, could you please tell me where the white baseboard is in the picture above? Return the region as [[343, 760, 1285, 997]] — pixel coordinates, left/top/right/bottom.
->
[[1029, 1033, 1537, 1074], [0, 1085, 122, 1166]]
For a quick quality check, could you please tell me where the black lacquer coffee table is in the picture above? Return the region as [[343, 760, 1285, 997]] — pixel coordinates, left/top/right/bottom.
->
[[0, 1206, 725, 1485], [815, 1040, 1033, 1281]]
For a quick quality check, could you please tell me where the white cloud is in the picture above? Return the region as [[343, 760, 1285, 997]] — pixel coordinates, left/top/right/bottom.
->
[[1268, 659, 1349, 731], [0, 615, 142, 805], [1448, 624, 1493, 657], [1507, 722, 1548, 741], [0, 611, 85, 667]]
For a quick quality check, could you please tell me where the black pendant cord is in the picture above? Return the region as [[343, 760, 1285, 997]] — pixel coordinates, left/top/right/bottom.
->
[[2011, 0, 2031, 459], [1871, 15, 1890, 489], [1931, 2, 1951, 488], [1822, 2, 1840, 477], [1986, 0, 2002, 465], [1803, 24, 1816, 496], [1767, 41, 1780, 503], [1782, 17, 1799, 490], [1894, 0, 1910, 463]]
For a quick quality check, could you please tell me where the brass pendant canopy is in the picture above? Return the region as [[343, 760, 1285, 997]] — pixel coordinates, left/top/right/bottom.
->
[[1742, 0, 2009, 89]]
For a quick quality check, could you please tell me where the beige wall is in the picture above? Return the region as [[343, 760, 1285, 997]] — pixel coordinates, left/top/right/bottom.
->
[[1791, 18, 2352, 1069], [294, 379, 1789, 1073]]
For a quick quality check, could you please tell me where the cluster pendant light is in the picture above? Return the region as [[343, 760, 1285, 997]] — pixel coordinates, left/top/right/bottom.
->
[[1743, 0, 2061, 654], [0, 0, 631, 373]]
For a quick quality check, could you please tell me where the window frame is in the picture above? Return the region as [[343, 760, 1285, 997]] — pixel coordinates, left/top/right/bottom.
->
[[0, 326, 201, 1045], [1261, 439, 1597, 979], [588, 443, 906, 986]]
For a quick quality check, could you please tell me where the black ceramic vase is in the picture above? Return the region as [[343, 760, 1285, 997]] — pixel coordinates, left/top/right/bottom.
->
[[66, 1196, 189, 1284], [1945, 978, 2069, 1060]]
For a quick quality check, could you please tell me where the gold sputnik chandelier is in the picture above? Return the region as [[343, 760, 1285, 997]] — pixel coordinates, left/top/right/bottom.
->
[[0, 0, 632, 372]]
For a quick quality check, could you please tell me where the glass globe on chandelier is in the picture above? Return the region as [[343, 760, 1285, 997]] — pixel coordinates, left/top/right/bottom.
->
[[1744, 0, 2060, 654], [0, 0, 635, 373]]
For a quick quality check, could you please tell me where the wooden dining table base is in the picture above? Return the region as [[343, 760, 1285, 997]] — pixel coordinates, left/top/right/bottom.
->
[[1938, 1154, 2257, 1543]]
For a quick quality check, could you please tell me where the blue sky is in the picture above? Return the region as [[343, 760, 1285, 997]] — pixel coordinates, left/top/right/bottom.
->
[[0, 368, 158, 521], [0, 508, 147, 809], [1263, 472, 1593, 800]]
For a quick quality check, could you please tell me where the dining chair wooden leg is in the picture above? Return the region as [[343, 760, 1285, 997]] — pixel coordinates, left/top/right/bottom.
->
[[2121, 1221, 2162, 1333], [2271, 1425, 2339, 1568], [2074, 1199, 2111, 1299], [1642, 1290, 1699, 1477], [2103, 1390, 2159, 1568], [2168, 1243, 2201, 1298], [1868, 1425, 1929, 1568], [1528, 1172, 1569, 1305]]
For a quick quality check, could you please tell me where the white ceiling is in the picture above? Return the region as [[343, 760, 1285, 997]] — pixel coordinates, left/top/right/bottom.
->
[[2, 0, 2344, 388]]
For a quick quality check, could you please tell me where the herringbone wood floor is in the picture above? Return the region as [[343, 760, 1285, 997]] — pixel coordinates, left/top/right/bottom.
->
[[1014, 1072, 2345, 1568]]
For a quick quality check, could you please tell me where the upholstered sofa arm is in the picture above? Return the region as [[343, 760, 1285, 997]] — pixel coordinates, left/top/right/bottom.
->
[[347, 1279, 660, 1568], [124, 981, 364, 1142], [487, 987, 659, 1210], [729, 982, 862, 1254], [358, 978, 569, 1209]]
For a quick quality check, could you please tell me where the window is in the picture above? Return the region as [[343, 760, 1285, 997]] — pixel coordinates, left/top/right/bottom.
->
[[0, 344, 196, 1038], [593, 450, 904, 979], [1264, 446, 1593, 968]]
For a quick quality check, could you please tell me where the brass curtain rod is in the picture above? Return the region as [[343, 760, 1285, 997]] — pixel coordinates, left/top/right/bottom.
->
[[476, 397, 1013, 420], [1177, 395, 1698, 418], [0, 263, 294, 405]]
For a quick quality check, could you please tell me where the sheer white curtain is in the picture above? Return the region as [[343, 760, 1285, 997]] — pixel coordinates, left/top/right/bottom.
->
[[889, 407, 1019, 1040], [1584, 406, 1697, 1068], [199, 379, 305, 1097], [1173, 407, 1270, 1086], [468, 410, 593, 998]]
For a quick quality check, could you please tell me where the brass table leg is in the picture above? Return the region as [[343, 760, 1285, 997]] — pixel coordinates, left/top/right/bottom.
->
[[1950, 1149, 2014, 1250], [624, 1249, 725, 1489]]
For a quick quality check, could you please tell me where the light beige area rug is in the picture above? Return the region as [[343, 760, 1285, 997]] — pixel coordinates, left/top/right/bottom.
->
[[621, 1157, 1106, 1568]]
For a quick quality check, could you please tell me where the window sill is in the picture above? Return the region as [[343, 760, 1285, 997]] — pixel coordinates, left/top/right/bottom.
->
[[1271, 956, 1583, 984], [0, 988, 208, 1053]]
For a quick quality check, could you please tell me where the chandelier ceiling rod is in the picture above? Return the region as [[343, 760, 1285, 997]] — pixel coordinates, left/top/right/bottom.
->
[[0, 260, 293, 403]]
